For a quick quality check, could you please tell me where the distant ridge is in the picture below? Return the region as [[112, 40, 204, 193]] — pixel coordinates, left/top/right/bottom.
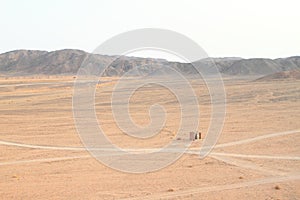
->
[[0, 49, 299, 77]]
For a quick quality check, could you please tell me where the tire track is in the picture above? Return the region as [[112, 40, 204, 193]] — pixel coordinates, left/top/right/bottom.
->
[[1, 129, 299, 152], [0, 129, 299, 166]]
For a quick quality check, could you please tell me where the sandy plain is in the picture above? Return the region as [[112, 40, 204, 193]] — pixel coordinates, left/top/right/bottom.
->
[[0, 76, 299, 199]]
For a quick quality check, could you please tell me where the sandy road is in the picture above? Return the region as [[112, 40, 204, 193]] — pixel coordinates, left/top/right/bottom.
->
[[0, 129, 299, 157], [0, 130, 299, 170]]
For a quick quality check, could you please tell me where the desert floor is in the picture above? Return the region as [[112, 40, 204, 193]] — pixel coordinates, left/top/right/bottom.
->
[[0, 76, 299, 199]]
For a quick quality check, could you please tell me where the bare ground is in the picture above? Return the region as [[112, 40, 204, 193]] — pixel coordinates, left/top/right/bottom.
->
[[0, 76, 299, 199]]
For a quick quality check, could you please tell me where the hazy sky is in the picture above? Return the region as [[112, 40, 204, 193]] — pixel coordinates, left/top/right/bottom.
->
[[1, 0, 299, 60]]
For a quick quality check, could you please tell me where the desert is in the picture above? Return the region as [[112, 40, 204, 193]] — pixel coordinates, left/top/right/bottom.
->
[[2, 0, 300, 199], [0, 69, 299, 199]]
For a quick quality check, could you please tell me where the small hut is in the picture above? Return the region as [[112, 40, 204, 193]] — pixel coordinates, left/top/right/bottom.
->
[[189, 131, 202, 141]]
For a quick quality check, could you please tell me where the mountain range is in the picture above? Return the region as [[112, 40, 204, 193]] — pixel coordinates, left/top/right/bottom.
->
[[0, 49, 299, 77]]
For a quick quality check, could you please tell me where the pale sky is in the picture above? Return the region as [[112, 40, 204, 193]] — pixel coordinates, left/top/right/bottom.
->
[[1, 0, 299, 61]]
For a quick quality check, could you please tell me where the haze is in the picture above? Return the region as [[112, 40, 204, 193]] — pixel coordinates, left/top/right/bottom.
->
[[1, 0, 300, 61]]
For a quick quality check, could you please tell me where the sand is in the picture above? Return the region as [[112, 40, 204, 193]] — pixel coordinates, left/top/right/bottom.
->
[[0, 76, 299, 199]]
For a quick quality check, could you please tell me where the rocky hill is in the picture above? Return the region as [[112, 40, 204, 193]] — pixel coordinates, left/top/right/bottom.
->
[[0, 49, 299, 77], [256, 70, 300, 81]]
